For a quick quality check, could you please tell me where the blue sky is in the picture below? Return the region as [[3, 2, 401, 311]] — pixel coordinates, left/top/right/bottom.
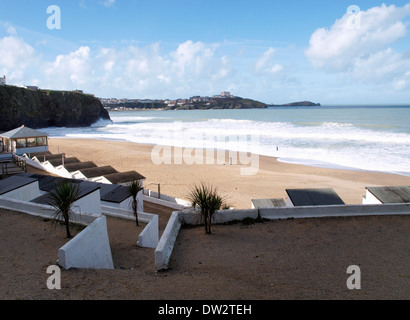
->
[[1, 0, 410, 104]]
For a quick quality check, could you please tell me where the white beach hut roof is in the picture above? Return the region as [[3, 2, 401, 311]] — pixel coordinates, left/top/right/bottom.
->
[[0, 125, 48, 139]]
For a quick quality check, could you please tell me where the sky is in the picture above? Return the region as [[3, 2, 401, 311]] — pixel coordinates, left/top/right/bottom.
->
[[1, 0, 410, 104]]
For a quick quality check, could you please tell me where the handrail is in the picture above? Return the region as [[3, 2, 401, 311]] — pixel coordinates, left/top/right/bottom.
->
[[144, 182, 161, 199], [12, 153, 27, 173]]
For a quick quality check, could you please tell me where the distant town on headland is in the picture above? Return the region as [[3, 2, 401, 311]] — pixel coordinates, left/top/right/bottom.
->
[[100, 91, 321, 111], [0, 77, 320, 112]]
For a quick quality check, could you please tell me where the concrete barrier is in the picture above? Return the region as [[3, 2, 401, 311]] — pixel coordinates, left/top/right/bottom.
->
[[137, 214, 159, 248], [143, 194, 188, 211], [144, 190, 191, 207], [58, 215, 114, 270], [155, 211, 182, 270], [101, 205, 155, 223], [101, 205, 159, 248], [180, 208, 259, 225], [259, 203, 410, 220]]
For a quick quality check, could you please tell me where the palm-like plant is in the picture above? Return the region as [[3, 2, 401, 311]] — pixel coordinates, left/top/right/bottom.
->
[[48, 180, 81, 238], [187, 182, 223, 234], [127, 180, 144, 226]]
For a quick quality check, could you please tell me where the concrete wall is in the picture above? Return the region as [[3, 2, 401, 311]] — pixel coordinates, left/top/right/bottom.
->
[[362, 190, 382, 205], [144, 189, 191, 207], [286, 196, 294, 207], [137, 214, 159, 248], [180, 208, 259, 225], [0, 196, 98, 226], [58, 215, 114, 270], [101, 205, 159, 249], [71, 170, 87, 180], [1, 181, 41, 202], [155, 211, 182, 270], [259, 203, 410, 220], [101, 205, 153, 223], [72, 189, 102, 217], [143, 194, 188, 211], [23, 156, 72, 178], [54, 165, 74, 179]]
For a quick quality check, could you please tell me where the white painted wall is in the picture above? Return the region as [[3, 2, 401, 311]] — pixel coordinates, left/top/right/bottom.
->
[[155, 211, 181, 270], [362, 190, 382, 204], [54, 165, 74, 178], [1, 181, 41, 202], [143, 195, 188, 211], [72, 189, 102, 217], [137, 214, 159, 248], [146, 189, 191, 207], [180, 209, 259, 225], [58, 215, 114, 270], [0, 196, 98, 226], [101, 204, 157, 224], [71, 170, 87, 180], [286, 196, 294, 207], [90, 176, 110, 184], [259, 203, 410, 220]]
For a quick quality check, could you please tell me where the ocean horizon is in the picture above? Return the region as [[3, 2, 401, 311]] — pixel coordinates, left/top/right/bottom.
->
[[41, 105, 410, 177]]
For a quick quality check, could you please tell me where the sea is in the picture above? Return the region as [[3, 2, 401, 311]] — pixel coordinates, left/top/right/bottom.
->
[[41, 105, 410, 177]]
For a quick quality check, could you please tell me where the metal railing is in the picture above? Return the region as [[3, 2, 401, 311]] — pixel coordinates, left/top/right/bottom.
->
[[12, 153, 27, 173]]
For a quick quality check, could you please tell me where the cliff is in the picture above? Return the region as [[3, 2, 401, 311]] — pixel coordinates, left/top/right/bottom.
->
[[0, 86, 111, 131]]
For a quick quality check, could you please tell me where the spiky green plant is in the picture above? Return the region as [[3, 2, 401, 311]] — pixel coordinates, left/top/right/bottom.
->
[[127, 180, 144, 226], [187, 183, 224, 234], [48, 180, 81, 238]]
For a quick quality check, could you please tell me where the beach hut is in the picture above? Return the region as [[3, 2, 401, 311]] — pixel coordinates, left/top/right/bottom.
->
[[362, 186, 410, 204], [100, 184, 135, 210], [0, 125, 49, 155], [285, 188, 345, 207], [30, 177, 102, 217], [0, 175, 41, 201], [251, 198, 286, 209], [95, 171, 146, 185], [73, 166, 118, 180], [62, 161, 98, 173]]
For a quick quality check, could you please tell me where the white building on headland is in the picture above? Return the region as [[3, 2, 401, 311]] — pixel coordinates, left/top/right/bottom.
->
[[0, 75, 6, 86], [220, 91, 231, 97]]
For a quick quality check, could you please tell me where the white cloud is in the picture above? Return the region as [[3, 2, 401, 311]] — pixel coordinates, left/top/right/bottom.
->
[[252, 47, 283, 78], [0, 35, 37, 81], [102, 0, 115, 8], [170, 40, 219, 77], [305, 3, 410, 91], [45, 46, 91, 86], [306, 4, 410, 70]]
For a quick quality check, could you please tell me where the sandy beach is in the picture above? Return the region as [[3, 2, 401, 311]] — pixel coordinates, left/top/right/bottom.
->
[[1, 137, 409, 301], [49, 138, 410, 208]]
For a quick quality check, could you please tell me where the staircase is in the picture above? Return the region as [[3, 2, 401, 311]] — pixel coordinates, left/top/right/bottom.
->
[[0, 157, 27, 179]]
